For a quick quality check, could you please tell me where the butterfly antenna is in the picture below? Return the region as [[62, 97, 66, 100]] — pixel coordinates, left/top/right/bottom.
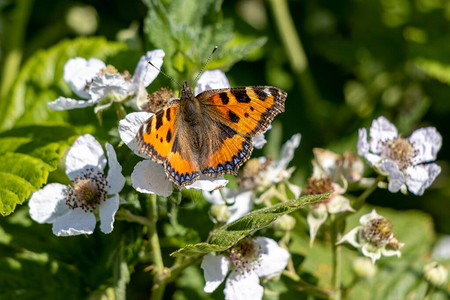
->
[[193, 46, 218, 84], [147, 61, 182, 88]]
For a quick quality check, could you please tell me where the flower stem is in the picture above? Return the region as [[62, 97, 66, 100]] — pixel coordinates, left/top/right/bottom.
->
[[330, 214, 342, 300], [353, 175, 384, 211], [0, 0, 33, 99], [148, 193, 166, 300], [267, 0, 326, 122]]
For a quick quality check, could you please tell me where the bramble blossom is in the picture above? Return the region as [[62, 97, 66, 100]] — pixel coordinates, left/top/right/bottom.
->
[[29, 134, 125, 236], [306, 148, 356, 246], [49, 49, 165, 111], [338, 209, 404, 263], [358, 116, 442, 195], [201, 236, 289, 300]]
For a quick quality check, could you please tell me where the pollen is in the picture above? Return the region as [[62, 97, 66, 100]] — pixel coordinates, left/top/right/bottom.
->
[[382, 137, 415, 170], [361, 218, 393, 246], [141, 87, 174, 113], [65, 168, 108, 212], [305, 177, 334, 195], [229, 237, 261, 274]]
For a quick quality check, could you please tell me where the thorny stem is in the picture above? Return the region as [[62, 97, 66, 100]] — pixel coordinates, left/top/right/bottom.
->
[[148, 194, 166, 300], [330, 214, 342, 300]]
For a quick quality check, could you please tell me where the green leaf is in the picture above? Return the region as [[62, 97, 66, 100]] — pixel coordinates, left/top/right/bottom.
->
[[0, 37, 126, 131], [143, 0, 266, 82], [0, 125, 76, 215], [171, 193, 329, 257]]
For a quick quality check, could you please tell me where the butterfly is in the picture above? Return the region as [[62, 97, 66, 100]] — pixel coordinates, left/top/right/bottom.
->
[[136, 81, 287, 190]]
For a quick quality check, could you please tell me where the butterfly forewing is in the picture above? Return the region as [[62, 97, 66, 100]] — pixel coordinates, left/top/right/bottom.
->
[[137, 102, 180, 163], [197, 86, 286, 137]]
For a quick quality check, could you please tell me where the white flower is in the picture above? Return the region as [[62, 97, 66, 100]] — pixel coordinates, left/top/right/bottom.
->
[[29, 134, 125, 236], [49, 49, 165, 111], [306, 148, 355, 246], [201, 237, 289, 300], [118, 112, 228, 195], [338, 209, 404, 263], [358, 116, 442, 195], [203, 188, 253, 223]]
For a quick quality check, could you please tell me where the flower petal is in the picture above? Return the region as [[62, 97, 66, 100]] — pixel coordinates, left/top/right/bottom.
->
[[252, 133, 267, 149], [405, 163, 441, 196], [119, 112, 153, 158], [224, 271, 263, 300], [105, 143, 125, 194], [409, 127, 442, 164], [63, 57, 106, 99], [270, 133, 301, 182], [379, 160, 405, 193], [201, 254, 231, 293], [52, 208, 96, 236], [359, 209, 383, 225], [361, 243, 382, 263], [89, 73, 129, 102], [65, 134, 106, 180], [307, 204, 328, 247], [28, 183, 69, 224], [133, 49, 165, 87], [131, 160, 173, 196], [327, 194, 354, 214], [254, 237, 289, 277], [184, 176, 229, 191], [338, 227, 363, 248], [99, 194, 120, 234], [369, 116, 398, 154], [48, 96, 97, 111], [357, 128, 370, 157], [194, 70, 230, 95], [380, 247, 401, 258], [313, 148, 342, 179]]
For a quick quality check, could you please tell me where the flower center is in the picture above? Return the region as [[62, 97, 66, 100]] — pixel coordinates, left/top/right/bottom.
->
[[361, 218, 393, 246], [305, 177, 334, 195], [98, 65, 132, 81], [382, 137, 415, 170], [65, 168, 108, 212], [229, 237, 261, 274], [141, 87, 174, 112]]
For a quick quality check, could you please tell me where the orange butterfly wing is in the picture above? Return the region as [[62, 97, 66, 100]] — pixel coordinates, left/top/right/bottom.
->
[[197, 86, 286, 176], [137, 100, 200, 188]]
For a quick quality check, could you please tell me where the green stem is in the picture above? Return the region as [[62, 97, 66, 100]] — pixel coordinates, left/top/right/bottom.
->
[[115, 209, 152, 227], [330, 214, 342, 300], [0, 0, 34, 98], [268, 0, 324, 118], [353, 175, 384, 211], [148, 194, 166, 300]]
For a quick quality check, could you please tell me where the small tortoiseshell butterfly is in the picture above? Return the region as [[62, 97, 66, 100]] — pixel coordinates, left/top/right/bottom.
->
[[136, 81, 287, 190]]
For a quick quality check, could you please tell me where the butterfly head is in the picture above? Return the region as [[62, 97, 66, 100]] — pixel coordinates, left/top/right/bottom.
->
[[180, 81, 195, 101]]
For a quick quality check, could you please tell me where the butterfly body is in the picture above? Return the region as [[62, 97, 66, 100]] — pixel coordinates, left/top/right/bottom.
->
[[137, 81, 287, 190]]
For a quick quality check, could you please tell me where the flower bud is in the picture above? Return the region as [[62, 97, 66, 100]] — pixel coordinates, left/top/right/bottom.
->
[[210, 204, 231, 223], [273, 214, 296, 232], [423, 262, 448, 287], [352, 257, 376, 279]]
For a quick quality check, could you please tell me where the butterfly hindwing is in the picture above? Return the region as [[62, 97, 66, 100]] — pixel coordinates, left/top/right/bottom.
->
[[200, 122, 253, 176], [197, 86, 286, 137]]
